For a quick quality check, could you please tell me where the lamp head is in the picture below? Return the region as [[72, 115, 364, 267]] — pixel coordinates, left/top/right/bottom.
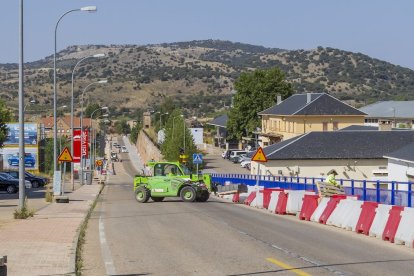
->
[[93, 53, 105, 58], [98, 79, 108, 84], [80, 6, 97, 12], [101, 106, 109, 110], [102, 114, 109, 117]]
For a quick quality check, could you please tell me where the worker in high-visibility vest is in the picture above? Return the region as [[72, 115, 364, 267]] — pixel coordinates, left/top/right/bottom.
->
[[327, 169, 340, 187]]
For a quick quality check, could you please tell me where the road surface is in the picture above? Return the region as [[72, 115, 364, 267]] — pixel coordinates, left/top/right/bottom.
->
[[82, 139, 414, 275]]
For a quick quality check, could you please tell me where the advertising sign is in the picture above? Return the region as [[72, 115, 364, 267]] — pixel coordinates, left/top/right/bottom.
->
[[2, 147, 39, 171], [5, 123, 38, 145], [73, 129, 89, 163]]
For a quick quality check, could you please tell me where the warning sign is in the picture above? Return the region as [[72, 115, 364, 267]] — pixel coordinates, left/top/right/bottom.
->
[[96, 159, 103, 166], [251, 147, 267, 162], [58, 147, 73, 162]]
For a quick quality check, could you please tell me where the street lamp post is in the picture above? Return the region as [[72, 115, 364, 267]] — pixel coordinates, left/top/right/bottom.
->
[[160, 112, 169, 129], [71, 53, 104, 189], [172, 115, 184, 140], [90, 107, 108, 171], [53, 6, 97, 189], [92, 114, 109, 171], [79, 80, 107, 184], [18, 0, 25, 209]]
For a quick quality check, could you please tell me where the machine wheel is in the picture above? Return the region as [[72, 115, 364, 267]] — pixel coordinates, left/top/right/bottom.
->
[[135, 186, 150, 203], [31, 180, 39, 188], [180, 186, 197, 202], [151, 197, 164, 202], [6, 185, 17, 194], [196, 190, 210, 202]]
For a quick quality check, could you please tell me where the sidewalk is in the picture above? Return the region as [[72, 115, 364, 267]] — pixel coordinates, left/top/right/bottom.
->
[[0, 182, 102, 275], [122, 135, 144, 173]]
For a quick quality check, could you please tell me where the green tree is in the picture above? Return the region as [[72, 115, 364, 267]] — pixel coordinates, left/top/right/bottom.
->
[[227, 67, 293, 140], [0, 100, 12, 148], [84, 103, 102, 118], [161, 109, 197, 166], [114, 119, 130, 135]]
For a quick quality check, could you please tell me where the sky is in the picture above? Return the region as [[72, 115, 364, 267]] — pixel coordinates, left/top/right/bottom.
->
[[1, 0, 414, 69]]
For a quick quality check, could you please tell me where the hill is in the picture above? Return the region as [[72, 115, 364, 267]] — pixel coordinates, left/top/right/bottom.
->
[[1, 40, 413, 119]]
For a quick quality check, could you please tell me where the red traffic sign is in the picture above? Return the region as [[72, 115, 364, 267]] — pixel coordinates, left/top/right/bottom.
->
[[251, 147, 267, 162]]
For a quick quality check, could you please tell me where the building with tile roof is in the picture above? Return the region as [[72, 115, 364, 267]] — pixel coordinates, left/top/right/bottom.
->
[[257, 93, 366, 145], [360, 101, 414, 129], [250, 130, 414, 185], [40, 116, 92, 138]]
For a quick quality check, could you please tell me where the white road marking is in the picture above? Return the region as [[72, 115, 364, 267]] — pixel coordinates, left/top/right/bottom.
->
[[99, 200, 117, 276]]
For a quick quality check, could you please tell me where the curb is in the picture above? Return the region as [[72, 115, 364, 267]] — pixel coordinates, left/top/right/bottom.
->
[[70, 180, 106, 275]]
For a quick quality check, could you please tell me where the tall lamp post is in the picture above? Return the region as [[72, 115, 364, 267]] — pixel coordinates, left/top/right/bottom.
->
[[18, 0, 25, 209], [71, 53, 104, 188], [53, 6, 97, 186], [79, 80, 107, 184], [160, 112, 169, 129], [90, 107, 108, 171]]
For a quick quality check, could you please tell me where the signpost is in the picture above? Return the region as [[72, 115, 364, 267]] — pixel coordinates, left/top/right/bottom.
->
[[56, 147, 73, 202], [251, 147, 268, 207], [192, 153, 203, 175]]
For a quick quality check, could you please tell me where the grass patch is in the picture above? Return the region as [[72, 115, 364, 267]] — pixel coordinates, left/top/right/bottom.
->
[[45, 185, 53, 202], [75, 183, 105, 275], [14, 198, 35, 219]]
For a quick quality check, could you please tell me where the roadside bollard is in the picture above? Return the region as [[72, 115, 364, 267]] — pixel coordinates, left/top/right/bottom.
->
[[0, 255, 7, 276]]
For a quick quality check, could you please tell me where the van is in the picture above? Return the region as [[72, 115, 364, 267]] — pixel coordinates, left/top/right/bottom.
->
[[229, 150, 246, 161]]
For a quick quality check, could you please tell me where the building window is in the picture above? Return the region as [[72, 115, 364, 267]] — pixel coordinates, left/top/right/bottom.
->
[[323, 122, 328, 131], [333, 122, 338, 131]]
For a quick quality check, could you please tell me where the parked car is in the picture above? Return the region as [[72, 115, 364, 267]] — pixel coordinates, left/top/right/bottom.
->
[[0, 173, 32, 189], [240, 160, 251, 168], [0, 174, 19, 193], [7, 153, 36, 167], [121, 146, 128, 153], [229, 151, 247, 162], [3, 171, 48, 188]]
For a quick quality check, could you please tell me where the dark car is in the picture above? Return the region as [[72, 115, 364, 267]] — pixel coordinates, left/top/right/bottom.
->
[[3, 171, 48, 188], [0, 175, 19, 194], [7, 153, 36, 167]]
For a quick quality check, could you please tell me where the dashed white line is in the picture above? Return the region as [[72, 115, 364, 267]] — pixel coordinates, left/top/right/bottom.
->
[[99, 202, 117, 275]]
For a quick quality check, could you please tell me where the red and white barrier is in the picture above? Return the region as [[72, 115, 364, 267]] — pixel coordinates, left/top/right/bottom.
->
[[369, 204, 392, 238], [267, 191, 282, 213], [341, 200, 364, 231], [382, 206, 404, 243], [310, 197, 330, 222], [286, 190, 314, 215], [355, 201, 378, 235], [395, 207, 414, 247], [299, 194, 319, 221]]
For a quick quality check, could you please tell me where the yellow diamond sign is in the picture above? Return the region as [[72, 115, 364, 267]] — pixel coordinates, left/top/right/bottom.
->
[[58, 147, 73, 162]]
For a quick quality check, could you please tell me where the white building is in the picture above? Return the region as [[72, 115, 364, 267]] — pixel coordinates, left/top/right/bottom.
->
[[384, 142, 414, 184], [360, 101, 414, 129]]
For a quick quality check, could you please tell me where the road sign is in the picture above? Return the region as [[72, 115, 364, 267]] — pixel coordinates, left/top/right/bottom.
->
[[251, 147, 267, 162], [58, 147, 73, 162], [96, 159, 103, 166], [193, 153, 203, 164]]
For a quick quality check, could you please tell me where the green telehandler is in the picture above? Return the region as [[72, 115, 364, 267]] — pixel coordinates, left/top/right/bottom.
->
[[133, 161, 214, 203]]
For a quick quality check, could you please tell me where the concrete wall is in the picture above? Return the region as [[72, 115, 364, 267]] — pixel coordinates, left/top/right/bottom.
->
[[136, 130, 163, 163], [388, 159, 414, 182], [250, 158, 388, 188]]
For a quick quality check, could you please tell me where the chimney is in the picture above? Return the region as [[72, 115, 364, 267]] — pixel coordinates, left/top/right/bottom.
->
[[307, 93, 312, 104], [277, 95, 282, 105]]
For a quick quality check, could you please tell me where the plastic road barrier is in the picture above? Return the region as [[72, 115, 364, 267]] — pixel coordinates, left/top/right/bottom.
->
[[232, 192, 240, 203], [382, 205, 404, 243], [286, 190, 310, 215], [310, 197, 330, 222], [299, 194, 320, 221], [395, 207, 414, 247], [262, 188, 283, 209], [275, 191, 288, 215], [244, 192, 256, 205], [319, 195, 347, 224], [267, 191, 282, 213], [341, 200, 364, 231], [355, 201, 378, 235], [369, 204, 393, 238], [327, 198, 355, 227], [251, 189, 264, 208]]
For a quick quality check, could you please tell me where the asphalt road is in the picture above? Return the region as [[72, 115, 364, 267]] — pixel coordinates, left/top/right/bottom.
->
[[82, 143, 414, 276]]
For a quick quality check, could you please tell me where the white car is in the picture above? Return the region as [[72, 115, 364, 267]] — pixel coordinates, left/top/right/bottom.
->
[[240, 160, 251, 168], [121, 146, 128, 153]]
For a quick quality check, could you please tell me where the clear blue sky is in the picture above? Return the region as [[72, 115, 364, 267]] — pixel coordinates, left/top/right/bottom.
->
[[1, 0, 414, 69]]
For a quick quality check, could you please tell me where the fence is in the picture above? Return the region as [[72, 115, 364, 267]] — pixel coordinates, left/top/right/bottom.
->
[[211, 174, 414, 207]]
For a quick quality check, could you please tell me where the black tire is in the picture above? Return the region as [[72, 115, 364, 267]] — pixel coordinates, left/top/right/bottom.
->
[[180, 186, 197, 202], [151, 197, 164, 202], [135, 186, 150, 203], [31, 180, 39, 188], [6, 185, 17, 194], [196, 190, 210, 202]]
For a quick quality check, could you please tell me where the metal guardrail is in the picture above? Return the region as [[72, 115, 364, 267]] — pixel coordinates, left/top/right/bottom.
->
[[211, 173, 414, 207]]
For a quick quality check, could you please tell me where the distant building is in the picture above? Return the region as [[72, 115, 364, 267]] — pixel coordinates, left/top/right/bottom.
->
[[384, 142, 414, 184], [250, 130, 414, 186], [207, 114, 228, 148], [40, 116, 92, 138], [360, 101, 414, 129], [258, 93, 366, 146]]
